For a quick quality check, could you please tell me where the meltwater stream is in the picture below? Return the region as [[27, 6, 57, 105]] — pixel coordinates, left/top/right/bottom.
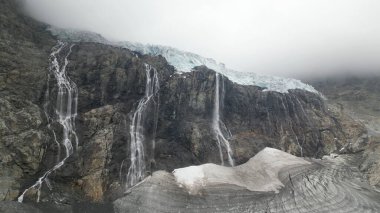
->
[[18, 41, 78, 202], [126, 64, 160, 188], [212, 73, 234, 166]]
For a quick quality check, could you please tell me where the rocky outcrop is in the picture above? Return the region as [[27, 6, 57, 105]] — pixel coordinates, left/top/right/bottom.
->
[[356, 136, 380, 190], [0, 0, 368, 207]]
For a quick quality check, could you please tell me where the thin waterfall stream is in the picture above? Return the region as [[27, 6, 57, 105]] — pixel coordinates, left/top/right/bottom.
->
[[18, 41, 78, 202], [126, 63, 160, 188], [212, 73, 235, 166]]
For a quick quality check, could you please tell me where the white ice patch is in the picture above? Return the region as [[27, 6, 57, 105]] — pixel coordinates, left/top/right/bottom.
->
[[173, 147, 311, 195], [172, 166, 206, 194], [48, 27, 320, 94]]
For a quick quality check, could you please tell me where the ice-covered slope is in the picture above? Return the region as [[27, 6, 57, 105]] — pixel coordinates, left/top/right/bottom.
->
[[49, 27, 319, 94], [172, 147, 311, 194]]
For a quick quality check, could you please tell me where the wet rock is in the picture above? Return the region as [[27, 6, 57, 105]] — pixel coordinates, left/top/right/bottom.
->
[[0, 201, 42, 213], [0, 200, 113, 213], [157, 67, 365, 167]]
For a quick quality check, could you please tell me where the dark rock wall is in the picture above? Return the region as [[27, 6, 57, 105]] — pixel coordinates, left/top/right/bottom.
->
[[156, 66, 365, 168], [51, 44, 175, 202]]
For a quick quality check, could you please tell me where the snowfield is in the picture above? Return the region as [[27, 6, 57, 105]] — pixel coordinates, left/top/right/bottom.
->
[[172, 147, 311, 194]]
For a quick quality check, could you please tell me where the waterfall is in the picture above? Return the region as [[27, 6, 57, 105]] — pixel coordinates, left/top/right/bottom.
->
[[18, 41, 78, 203], [212, 73, 235, 166], [126, 64, 160, 188]]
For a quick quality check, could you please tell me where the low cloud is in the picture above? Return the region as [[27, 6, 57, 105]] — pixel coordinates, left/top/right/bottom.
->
[[23, 0, 380, 78]]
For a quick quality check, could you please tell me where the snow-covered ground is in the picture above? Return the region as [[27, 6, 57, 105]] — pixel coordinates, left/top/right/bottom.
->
[[172, 147, 311, 194], [49, 27, 319, 94]]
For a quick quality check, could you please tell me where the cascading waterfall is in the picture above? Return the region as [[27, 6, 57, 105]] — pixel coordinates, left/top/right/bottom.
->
[[212, 73, 235, 166], [126, 64, 160, 188], [18, 41, 78, 203]]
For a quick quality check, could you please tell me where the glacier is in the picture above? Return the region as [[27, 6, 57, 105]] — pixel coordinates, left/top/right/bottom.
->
[[48, 27, 319, 94]]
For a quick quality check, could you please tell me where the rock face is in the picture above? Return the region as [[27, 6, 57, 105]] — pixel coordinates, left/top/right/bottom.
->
[[307, 74, 380, 190], [360, 136, 380, 189], [307, 73, 380, 136], [0, 0, 56, 201], [114, 148, 380, 213], [0, 0, 370, 208], [156, 66, 365, 168]]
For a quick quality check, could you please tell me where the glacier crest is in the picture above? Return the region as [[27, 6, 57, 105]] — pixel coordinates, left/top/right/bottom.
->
[[48, 27, 319, 94]]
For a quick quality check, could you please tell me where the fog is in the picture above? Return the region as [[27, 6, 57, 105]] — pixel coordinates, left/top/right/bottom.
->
[[23, 0, 380, 78]]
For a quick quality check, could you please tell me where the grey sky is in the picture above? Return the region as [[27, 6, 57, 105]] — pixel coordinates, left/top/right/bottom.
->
[[23, 0, 380, 78]]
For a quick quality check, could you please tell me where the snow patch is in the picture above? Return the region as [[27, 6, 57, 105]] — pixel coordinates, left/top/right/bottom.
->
[[172, 166, 206, 194], [173, 147, 311, 195]]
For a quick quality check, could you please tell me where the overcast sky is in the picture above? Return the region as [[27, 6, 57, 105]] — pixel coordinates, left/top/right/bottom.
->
[[23, 0, 380, 78]]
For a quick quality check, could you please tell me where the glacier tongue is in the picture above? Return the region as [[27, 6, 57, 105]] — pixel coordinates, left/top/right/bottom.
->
[[48, 27, 319, 94]]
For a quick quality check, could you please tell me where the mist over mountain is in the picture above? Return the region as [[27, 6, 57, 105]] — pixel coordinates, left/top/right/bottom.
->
[[22, 0, 380, 78]]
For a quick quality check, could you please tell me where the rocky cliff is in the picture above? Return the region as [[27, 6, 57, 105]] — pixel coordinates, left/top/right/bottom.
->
[[0, 0, 56, 201], [32, 45, 364, 204], [0, 0, 370, 210]]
